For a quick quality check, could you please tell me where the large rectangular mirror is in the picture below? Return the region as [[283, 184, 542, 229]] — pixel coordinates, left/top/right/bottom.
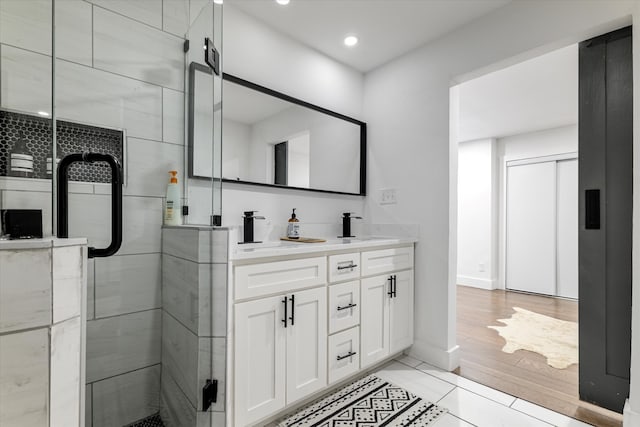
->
[[189, 65, 366, 195]]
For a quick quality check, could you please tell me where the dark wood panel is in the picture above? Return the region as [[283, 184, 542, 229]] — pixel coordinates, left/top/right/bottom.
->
[[456, 285, 622, 427], [579, 26, 632, 411]]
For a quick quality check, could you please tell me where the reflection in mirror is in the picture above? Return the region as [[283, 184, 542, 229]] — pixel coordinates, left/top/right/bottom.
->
[[188, 66, 366, 195]]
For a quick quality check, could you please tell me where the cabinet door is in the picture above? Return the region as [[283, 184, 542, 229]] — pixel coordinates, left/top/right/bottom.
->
[[286, 287, 327, 404], [234, 295, 287, 426], [390, 270, 414, 353], [360, 275, 391, 368]]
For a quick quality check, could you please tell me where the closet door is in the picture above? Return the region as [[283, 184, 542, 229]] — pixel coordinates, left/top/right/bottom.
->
[[556, 159, 579, 299], [506, 161, 556, 295]]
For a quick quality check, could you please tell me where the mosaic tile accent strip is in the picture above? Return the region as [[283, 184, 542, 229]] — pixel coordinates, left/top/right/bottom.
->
[[0, 109, 124, 183], [125, 413, 165, 427]]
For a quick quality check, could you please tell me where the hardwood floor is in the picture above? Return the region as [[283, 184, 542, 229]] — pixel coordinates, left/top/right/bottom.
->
[[455, 285, 623, 427]]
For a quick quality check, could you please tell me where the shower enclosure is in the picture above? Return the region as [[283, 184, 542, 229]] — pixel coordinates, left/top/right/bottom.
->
[[0, 0, 224, 425]]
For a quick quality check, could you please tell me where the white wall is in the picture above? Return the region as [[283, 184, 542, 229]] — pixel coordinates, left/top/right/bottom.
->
[[457, 138, 497, 289], [222, 5, 365, 229], [496, 125, 578, 289], [363, 0, 635, 371]]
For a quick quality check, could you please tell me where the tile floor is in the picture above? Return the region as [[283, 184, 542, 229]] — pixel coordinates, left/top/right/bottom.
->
[[384, 354, 593, 427]]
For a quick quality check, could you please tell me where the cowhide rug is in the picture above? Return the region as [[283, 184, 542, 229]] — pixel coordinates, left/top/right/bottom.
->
[[488, 307, 578, 369]]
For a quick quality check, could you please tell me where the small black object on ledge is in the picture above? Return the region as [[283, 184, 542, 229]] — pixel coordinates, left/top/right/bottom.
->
[[1, 209, 43, 239]]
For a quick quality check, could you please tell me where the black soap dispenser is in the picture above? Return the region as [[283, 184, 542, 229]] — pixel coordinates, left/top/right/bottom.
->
[[287, 209, 300, 239]]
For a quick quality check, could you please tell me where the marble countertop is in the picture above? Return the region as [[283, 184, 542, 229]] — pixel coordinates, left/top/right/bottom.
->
[[229, 236, 417, 261], [0, 236, 87, 250]]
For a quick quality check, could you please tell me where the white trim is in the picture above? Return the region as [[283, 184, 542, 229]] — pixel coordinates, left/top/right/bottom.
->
[[457, 276, 496, 290], [407, 340, 460, 371], [506, 151, 578, 167], [624, 399, 640, 426]]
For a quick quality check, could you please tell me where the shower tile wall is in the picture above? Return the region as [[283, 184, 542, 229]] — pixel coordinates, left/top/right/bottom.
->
[[0, 0, 193, 425], [160, 227, 228, 427]]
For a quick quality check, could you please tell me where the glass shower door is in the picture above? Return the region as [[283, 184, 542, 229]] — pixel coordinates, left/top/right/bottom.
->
[[51, 0, 223, 425]]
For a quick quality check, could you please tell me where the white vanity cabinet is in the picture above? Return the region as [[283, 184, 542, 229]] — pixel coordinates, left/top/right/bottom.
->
[[230, 241, 414, 427], [234, 282, 327, 426]]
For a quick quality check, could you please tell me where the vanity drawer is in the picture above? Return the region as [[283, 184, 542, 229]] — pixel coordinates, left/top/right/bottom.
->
[[361, 246, 413, 277], [328, 280, 360, 334], [234, 256, 327, 300], [328, 326, 360, 384], [329, 252, 360, 283]]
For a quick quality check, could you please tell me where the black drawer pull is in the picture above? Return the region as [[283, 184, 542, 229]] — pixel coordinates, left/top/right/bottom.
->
[[336, 351, 357, 361], [289, 294, 295, 326], [337, 303, 357, 311], [337, 263, 358, 270], [282, 297, 288, 328]]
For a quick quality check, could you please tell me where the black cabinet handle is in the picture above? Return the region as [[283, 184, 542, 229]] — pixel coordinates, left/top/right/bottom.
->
[[388, 276, 394, 297], [282, 297, 288, 328], [336, 351, 357, 361], [337, 303, 357, 311], [585, 189, 601, 229], [337, 263, 358, 270], [289, 294, 295, 326], [57, 152, 122, 258], [393, 275, 397, 298]]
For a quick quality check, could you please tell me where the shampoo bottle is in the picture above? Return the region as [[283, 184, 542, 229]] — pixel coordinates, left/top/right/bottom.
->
[[287, 208, 300, 239], [164, 170, 182, 226]]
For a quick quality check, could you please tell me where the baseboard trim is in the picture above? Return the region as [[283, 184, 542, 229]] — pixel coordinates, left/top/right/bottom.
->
[[407, 340, 460, 371], [457, 275, 496, 290], [624, 399, 640, 426]]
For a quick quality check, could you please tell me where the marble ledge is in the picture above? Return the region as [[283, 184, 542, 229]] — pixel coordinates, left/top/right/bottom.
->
[[0, 236, 87, 250], [230, 236, 418, 261]]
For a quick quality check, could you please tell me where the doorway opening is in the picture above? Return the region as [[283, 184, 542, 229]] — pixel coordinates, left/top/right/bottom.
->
[[451, 43, 624, 426]]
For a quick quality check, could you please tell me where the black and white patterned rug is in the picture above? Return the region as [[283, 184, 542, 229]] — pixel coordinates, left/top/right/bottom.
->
[[277, 375, 447, 426]]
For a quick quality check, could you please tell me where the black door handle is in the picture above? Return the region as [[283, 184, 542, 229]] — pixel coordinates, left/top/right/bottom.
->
[[282, 297, 288, 328], [393, 275, 397, 298], [289, 294, 295, 326], [57, 153, 123, 258], [388, 276, 394, 297], [585, 189, 601, 229]]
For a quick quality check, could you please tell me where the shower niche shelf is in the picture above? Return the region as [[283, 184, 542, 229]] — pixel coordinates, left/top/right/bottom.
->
[[0, 109, 124, 184]]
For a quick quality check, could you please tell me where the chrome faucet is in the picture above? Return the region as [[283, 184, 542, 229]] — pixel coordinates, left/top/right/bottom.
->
[[240, 211, 265, 244], [339, 212, 362, 238]]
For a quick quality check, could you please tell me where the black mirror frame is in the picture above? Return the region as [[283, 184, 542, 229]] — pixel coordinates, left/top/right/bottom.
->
[[187, 63, 367, 197]]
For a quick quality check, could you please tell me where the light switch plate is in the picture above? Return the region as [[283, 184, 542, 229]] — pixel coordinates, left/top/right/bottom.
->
[[378, 188, 397, 205]]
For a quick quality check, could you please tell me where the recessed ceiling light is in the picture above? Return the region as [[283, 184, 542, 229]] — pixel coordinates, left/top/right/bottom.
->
[[276, 0, 290, 5], [37, 111, 50, 117], [214, 0, 223, 4], [344, 35, 358, 47]]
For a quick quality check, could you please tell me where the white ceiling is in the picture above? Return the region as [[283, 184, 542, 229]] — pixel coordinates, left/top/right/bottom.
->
[[456, 44, 578, 142], [228, 0, 511, 73]]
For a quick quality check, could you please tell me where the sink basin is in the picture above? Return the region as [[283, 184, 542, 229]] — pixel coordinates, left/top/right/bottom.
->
[[340, 236, 389, 242], [235, 241, 299, 251]]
